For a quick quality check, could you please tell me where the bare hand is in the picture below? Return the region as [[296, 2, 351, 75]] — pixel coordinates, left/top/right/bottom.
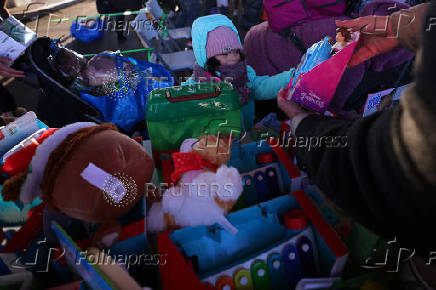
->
[[0, 56, 25, 78], [336, 16, 400, 66], [277, 87, 306, 120]]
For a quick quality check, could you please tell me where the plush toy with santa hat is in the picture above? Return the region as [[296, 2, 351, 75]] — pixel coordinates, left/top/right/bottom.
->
[[147, 134, 243, 234], [2, 122, 154, 248]]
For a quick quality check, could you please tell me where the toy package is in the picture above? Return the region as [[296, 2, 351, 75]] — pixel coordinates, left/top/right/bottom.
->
[[149, 138, 345, 290], [286, 32, 360, 113], [44, 41, 173, 133], [0, 112, 47, 159], [0, 16, 37, 65], [0, 199, 151, 286], [145, 134, 306, 235], [363, 84, 410, 117]]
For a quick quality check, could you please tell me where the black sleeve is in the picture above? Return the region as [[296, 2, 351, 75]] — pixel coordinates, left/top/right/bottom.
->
[[294, 108, 434, 250], [1, 0, 9, 19], [294, 0, 436, 253]]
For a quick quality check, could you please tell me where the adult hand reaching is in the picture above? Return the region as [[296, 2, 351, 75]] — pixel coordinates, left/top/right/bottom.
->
[[277, 87, 307, 119], [0, 56, 25, 78], [336, 15, 400, 66]]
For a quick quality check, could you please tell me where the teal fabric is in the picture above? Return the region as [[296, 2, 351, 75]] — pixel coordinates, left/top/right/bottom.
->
[[190, 14, 295, 130], [246, 66, 294, 101], [0, 193, 42, 226]]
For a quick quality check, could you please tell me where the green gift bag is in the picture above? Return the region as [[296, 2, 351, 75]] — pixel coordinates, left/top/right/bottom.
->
[[146, 82, 242, 165]]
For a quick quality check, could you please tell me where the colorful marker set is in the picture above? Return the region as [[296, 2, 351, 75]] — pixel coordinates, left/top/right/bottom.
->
[[202, 211, 319, 290]]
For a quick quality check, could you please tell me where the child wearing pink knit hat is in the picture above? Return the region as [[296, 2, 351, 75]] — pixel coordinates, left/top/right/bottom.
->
[[187, 14, 295, 131]]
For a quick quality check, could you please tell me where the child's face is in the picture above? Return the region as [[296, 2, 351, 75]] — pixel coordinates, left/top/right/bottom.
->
[[215, 49, 241, 66]]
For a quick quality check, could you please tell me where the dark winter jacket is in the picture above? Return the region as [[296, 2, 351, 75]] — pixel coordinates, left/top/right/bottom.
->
[[293, 2, 434, 256], [96, 0, 142, 14]]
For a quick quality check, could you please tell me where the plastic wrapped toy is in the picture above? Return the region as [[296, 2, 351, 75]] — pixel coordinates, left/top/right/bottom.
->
[[81, 53, 139, 96], [48, 46, 174, 133], [147, 134, 243, 234], [0, 15, 37, 65], [47, 40, 87, 84], [80, 54, 173, 133], [287, 32, 359, 113], [0, 112, 42, 158], [1, 122, 154, 248], [0, 113, 49, 228]]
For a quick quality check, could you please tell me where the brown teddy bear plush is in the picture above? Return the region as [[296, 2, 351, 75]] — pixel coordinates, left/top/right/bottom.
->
[[2, 122, 154, 248]]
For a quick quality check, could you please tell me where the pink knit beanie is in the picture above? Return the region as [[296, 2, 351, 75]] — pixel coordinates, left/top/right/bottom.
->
[[206, 26, 242, 59]]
